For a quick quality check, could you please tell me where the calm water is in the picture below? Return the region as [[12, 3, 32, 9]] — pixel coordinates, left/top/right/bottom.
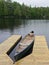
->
[[0, 19, 49, 47], [0, 19, 49, 61]]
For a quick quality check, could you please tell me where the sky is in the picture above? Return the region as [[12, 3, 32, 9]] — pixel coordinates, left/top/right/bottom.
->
[[12, 0, 49, 7]]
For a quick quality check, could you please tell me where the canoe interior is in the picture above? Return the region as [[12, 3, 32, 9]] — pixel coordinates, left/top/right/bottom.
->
[[14, 32, 35, 62], [15, 34, 34, 53]]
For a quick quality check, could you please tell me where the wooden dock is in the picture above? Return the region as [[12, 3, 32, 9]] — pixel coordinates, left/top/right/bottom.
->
[[0, 35, 22, 65], [0, 35, 49, 65]]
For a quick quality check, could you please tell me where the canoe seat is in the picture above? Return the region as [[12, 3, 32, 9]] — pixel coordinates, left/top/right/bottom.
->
[[19, 42, 31, 46], [28, 33, 34, 36]]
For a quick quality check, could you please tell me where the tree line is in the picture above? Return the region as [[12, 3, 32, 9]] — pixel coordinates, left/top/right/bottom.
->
[[0, 0, 49, 19]]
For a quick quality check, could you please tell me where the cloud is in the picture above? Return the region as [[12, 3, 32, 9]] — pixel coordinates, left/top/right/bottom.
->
[[12, 0, 49, 7]]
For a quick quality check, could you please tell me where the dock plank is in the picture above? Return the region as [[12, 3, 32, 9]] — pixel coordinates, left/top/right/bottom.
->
[[0, 35, 22, 65], [15, 36, 49, 65], [0, 35, 21, 54], [0, 35, 49, 65]]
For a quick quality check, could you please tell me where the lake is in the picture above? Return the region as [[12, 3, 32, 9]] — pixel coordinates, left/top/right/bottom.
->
[[0, 19, 49, 47], [0, 19, 49, 61]]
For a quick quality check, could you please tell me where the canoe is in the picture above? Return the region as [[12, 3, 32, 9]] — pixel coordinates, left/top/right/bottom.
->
[[14, 31, 35, 62]]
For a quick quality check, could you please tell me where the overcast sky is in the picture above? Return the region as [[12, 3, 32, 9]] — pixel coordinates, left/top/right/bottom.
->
[[12, 0, 49, 7]]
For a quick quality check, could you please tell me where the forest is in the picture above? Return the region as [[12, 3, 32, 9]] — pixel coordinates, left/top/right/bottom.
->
[[0, 0, 49, 19]]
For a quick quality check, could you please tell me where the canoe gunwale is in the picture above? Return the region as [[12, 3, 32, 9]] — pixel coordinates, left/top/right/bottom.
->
[[14, 31, 35, 62], [14, 40, 34, 61]]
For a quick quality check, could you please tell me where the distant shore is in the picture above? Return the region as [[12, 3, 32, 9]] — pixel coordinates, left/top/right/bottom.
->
[[0, 0, 49, 19]]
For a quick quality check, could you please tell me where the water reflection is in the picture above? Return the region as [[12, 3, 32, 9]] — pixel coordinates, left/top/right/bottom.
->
[[0, 19, 49, 48], [0, 19, 19, 29]]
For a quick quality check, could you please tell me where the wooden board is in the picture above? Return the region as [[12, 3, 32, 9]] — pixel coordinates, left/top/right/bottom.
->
[[0, 35, 22, 65], [0, 36, 49, 65], [15, 36, 49, 65]]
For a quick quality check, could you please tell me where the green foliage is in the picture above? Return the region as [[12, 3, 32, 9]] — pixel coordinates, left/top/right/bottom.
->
[[0, 0, 49, 19], [6, 0, 12, 3]]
